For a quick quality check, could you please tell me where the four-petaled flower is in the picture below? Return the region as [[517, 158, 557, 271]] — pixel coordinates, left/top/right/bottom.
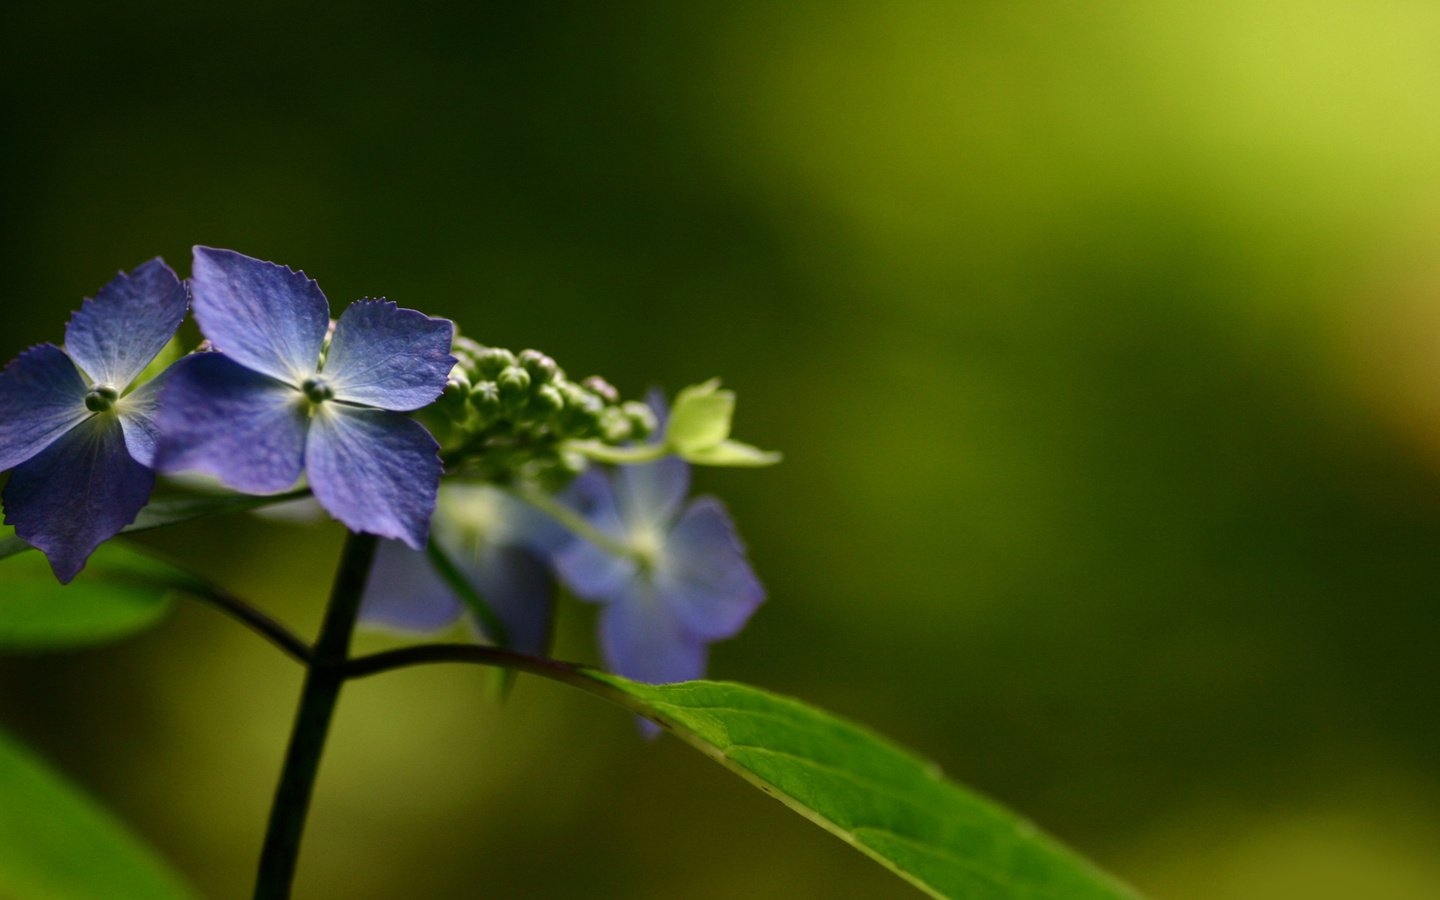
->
[[0, 260, 187, 581], [360, 482, 569, 655], [555, 455, 764, 685], [157, 247, 455, 548]]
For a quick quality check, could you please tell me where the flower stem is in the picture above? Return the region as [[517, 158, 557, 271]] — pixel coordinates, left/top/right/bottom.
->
[[253, 531, 378, 900]]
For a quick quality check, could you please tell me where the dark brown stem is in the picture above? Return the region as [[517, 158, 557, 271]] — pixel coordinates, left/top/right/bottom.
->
[[253, 532, 378, 900]]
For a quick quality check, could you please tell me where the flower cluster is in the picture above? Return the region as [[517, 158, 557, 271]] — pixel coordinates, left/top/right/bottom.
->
[[0, 247, 774, 688]]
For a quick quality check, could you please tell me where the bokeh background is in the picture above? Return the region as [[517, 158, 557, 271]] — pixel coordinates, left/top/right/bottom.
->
[[5, 2, 1440, 897]]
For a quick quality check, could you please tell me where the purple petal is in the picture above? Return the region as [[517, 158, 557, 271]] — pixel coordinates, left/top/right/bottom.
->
[[3, 415, 154, 583], [114, 366, 173, 468], [155, 353, 308, 493], [306, 406, 441, 549], [0, 345, 88, 471], [64, 259, 187, 389], [323, 300, 455, 411], [460, 545, 556, 655], [359, 539, 464, 633], [189, 247, 330, 385], [553, 472, 637, 603], [657, 497, 764, 641], [616, 456, 689, 528], [599, 588, 708, 684]]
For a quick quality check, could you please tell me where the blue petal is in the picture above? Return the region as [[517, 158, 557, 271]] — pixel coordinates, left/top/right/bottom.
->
[[460, 545, 556, 655], [189, 247, 330, 385], [616, 456, 689, 528], [3, 415, 154, 583], [0, 345, 88, 471], [599, 587, 708, 684], [114, 366, 174, 468], [553, 472, 637, 603], [323, 300, 455, 411], [451, 483, 572, 557], [155, 353, 308, 493], [359, 539, 464, 634], [64, 259, 187, 389], [305, 406, 441, 549], [657, 497, 764, 641]]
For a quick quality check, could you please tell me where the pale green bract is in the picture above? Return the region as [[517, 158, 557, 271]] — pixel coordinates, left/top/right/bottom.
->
[[0, 726, 197, 899], [582, 674, 1142, 900], [665, 379, 781, 466], [667, 378, 736, 452]]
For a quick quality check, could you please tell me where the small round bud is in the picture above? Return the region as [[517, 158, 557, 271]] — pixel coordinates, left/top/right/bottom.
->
[[581, 375, 620, 405], [440, 375, 470, 410], [451, 336, 486, 365], [556, 385, 605, 437], [599, 406, 634, 443], [622, 401, 658, 440], [473, 347, 517, 378], [468, 381, 502, 421], [84, 384, 120, 413], [518, 349, 560, 384], [530, 383, 565, 415], [496, 365, 532, 406], [301, 377, 334, 404]]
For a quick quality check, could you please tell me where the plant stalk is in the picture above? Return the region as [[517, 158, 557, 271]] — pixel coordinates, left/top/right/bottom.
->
[[253, 532, 378, 900]]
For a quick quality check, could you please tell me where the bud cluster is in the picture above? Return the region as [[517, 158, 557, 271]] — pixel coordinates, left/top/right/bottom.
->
[[426, 336, 657, 487]]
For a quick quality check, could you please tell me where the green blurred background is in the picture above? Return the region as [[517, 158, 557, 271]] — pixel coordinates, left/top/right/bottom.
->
[[5, 2, 1440, 897]]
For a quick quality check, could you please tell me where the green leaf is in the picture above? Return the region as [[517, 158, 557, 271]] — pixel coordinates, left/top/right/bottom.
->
[[0, 488, 311, 563], [582, 674, 1140, 900], [666, 378, 735, 452], [0, 724, 198, 899], [678, 438, 783, 467], [0, 541, 199, 651]]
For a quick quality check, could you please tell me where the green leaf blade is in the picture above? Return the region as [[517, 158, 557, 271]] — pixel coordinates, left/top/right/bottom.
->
[[0, 726, 198, 899], [0, 541, 196, 652], [583, 675, 1139, 900]]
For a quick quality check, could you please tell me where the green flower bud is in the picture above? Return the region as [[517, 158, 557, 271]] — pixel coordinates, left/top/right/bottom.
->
[[556, 385, 605, 437], [622, 401, 658, 440], [599, 406, 634, 443], [473, 347, 517, 378], [440, 373, 471, 411], [452, 335, 486, 365], [468, 381, 502, 423], [496, 365, 532, 406], [581, 375, 619, 405], [518, 349, 560, 385], [530, 383, 565, 415]]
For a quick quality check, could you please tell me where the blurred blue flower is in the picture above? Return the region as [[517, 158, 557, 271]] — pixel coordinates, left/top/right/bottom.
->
[[555, 456, 764, 685], [0, 259, 187, 581], [359, 482, 569, 654], [157, 247, 454, 548]]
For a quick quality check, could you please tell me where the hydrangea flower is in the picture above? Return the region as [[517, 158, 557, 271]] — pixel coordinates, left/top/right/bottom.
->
[[359, 482, 569, 655], [0, 260, 187, 582], [157, 248, 454, 548], [555, 455, 764, 685]]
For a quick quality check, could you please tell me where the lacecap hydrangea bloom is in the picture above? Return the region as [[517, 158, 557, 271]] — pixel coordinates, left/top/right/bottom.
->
[[157, 248, 454, 548], [556, 455, 764, 685], [0, 260, 187, 581], [360, 482, 570, 655]]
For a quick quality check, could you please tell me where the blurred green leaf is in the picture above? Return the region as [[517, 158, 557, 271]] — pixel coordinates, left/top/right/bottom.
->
[[0, 540, 199, 651], [0, 724, 197, 899], [584, 674, 1139, 900]]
